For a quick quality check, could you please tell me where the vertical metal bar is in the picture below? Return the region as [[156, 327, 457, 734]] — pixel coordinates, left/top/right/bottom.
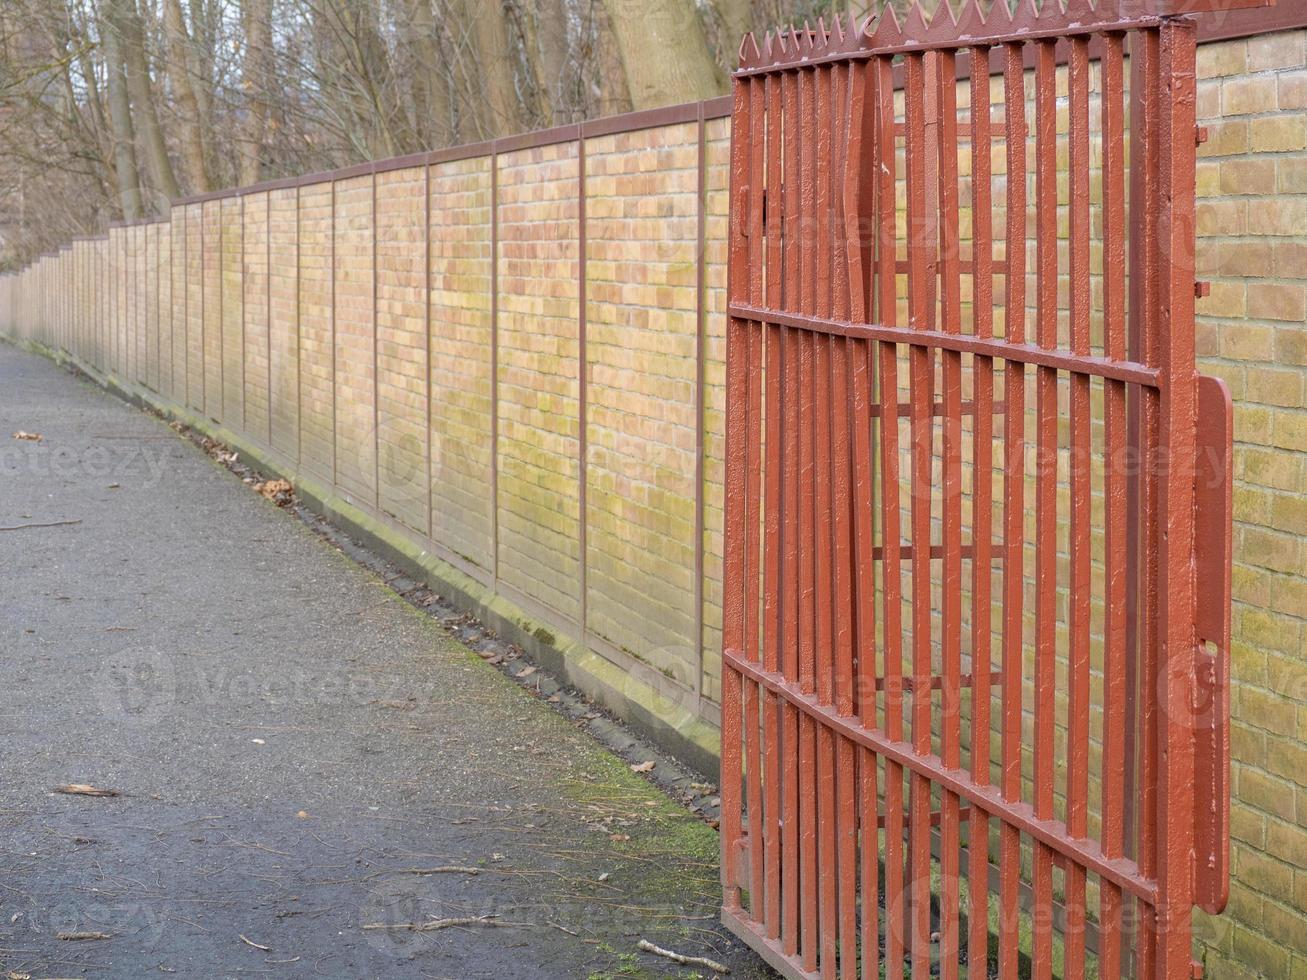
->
[[241, 194, 247, 432], [722, 75, 751, 914], [425, 163, 434, 538], [936, 46, 964, 980], [1135, 28, 1161, 978], [828, 56, 858, 980], [761, 72, 783, 942], [1099, 31, 1129, 979], [812, 56, 838, 980], [876, 51, 906, 980], [267, 191, 273, 446], [1065, 34, 1093, 980], [491, 149, 500, 587], [372, 172, 380, 506], [797, 60, 819, 976], [967, 43, 994, 980], [580, 130, 590, 647], [219, 201, 226, 421], [295, 186, 302, 467], [695, 104, 708, 706], [1032, 37, 1059, 980], [1155, 19, 1199, 978], [903, 48, 934, 978], [848, 55, 880, 980], [780, 62, 802, 961], [744, 72, 766, 926], [998, 39, 1027, 980], [330, 180, 337, 486]]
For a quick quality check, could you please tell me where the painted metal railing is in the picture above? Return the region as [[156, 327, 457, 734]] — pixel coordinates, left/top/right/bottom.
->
[[719, 2, 1246, 976]]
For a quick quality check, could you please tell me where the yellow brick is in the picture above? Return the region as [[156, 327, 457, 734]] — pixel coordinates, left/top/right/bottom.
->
[[1223, 75, 1279, 115], [1249, 282, 1307, 322], [1198, 38, 1248, 79], [1248, 197, 1307, 235], [1197, 199, 1248, 237], [1247, 365, 1305, 407], [1198, 279, 1246, 317], [1252, 114, 1307, 153], [1221, 157, 1277, 194], [1247, 30, 1307, 72], [1277, 156, 1307, 193], [1200, 119, 1250, 157], [1280, 71, 1307, 110]]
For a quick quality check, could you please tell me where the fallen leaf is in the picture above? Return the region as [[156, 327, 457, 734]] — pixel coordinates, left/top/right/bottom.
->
[[57, 931, 111, 941], [516, 665, 537, 679], [296, 810, 310, 819], [631, 760, 655, 774], [53, 784, 120, 798], [12, 431, 42, 442], [252, 478, 294, 506], [597, 872, 610, 882]]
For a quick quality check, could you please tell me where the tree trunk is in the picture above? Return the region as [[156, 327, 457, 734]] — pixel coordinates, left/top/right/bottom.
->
[[161, 0, 209, 192], [238, 0, 272, 186], [403, 0, 452, 148], [601, 0, 721, 110], [462, 0, 519, 139], [101, 1, 143, 219], [521, 0, 570, 126], [118, 0, 180, 203], [592, 0, 632, 117], [711, 0, 755, 71]]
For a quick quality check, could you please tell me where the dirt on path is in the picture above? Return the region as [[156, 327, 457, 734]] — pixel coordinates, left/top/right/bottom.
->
[[0, 342, 769, 979]]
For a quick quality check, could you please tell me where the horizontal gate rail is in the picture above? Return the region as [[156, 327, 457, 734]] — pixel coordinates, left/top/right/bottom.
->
[[727, 302, 1163, 386]]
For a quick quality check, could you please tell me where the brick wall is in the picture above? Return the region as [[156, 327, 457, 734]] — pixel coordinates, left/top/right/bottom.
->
[[2, 28, 1306, 974]]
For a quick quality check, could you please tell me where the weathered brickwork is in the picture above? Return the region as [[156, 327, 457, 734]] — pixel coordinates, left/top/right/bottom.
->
[[185, 204, 204, 411], [701, 115, 730, 706], [157, 222, 172, 398], [4, 36, 1306, 972], [199, 200, 221, 417], [584, 122, 700, 688], [428, 156, 494, 572], [220, 196, 243, 427], [375, 166, 428, 533], [268, 188, 299, 462], [242, 192, 270, 443], [145, 224, 159, 391], [496, 142, 582, 622], [297, 182, 334, 483], [333, 175, 375, 507]]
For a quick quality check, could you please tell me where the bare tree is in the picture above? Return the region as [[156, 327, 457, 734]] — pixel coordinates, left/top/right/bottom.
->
[[239, 0, 273, 185], [459, 0, 520, 139], [601, 0, 720, 110], [119, 0, 181, 203], [101, 0, 143, 218], [160, 0, 210, 192]]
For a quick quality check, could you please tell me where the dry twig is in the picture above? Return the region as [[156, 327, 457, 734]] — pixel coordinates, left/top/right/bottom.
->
[[1, 519, 81, 531], [636, 939, 729, 974], [361, 914, 526, 933]]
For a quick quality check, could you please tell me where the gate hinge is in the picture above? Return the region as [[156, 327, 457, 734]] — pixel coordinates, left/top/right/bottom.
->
[[1193, 375, 1233, 916], [1195, 125, 1209, 146], [1195, 281, 1211, 299]]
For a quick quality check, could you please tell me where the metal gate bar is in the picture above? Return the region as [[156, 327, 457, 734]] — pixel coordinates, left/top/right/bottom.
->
[[720, 2, 1244, 978]]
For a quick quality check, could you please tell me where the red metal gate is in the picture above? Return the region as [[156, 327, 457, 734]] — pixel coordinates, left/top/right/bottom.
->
[[719, 2, 1242, 977]]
